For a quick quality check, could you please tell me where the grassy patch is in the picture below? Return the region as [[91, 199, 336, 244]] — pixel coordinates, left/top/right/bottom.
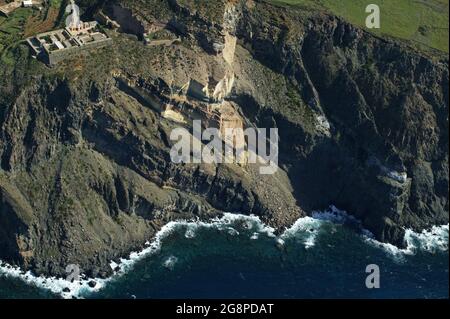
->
[[0, 0, 63, 57], [0, 8, 32, 56], [269, 0, 449, 53]]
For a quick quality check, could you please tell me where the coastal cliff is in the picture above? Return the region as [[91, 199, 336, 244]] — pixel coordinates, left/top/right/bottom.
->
[[0, 0, 448, 278]]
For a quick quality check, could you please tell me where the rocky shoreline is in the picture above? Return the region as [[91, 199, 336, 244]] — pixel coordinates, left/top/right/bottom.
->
[[0, 0, 448, 278]]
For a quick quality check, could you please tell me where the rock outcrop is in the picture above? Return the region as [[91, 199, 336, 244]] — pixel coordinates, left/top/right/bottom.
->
[[0, 0, 447, 277]]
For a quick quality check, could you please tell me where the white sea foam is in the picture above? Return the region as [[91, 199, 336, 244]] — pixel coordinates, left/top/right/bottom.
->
[[185, 227, 196, 239], [279, 205, 363, 249], [163, 256, 178, 270], [250, 232, 259, 240], [0, 211, 447, 299], [227, 227, 240, 236], [0, 213, 272, 299], [0, 219, 182, 299], [360, 222, 449, 260], [0, 263, 107, 299], [404, 224, 449, 253], [312, 206, 449, 260], [276, 238, 285, 247], [363, 237, 410, 261], [280, 216, 321, 249], [312, 205, 359, 224]]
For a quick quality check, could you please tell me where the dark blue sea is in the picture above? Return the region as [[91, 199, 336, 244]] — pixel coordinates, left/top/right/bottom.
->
[[0, 208, 448, 299]]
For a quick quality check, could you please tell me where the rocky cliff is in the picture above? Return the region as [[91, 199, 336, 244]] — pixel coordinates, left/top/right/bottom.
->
[[0, 0, 448, 278]]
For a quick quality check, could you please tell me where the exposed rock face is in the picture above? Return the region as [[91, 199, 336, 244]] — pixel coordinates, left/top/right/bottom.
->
[[231, 4, 448, 245], [0, 0, 448, 277]]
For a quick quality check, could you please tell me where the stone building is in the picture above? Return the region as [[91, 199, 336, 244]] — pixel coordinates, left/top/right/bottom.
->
[[27, 21, 112, 66]]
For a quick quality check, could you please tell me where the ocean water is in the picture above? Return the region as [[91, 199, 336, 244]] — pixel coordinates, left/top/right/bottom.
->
[[0, 207, 448, 299]]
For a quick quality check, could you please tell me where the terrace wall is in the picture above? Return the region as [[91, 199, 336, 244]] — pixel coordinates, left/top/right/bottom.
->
[[46, 37, 112, 65]]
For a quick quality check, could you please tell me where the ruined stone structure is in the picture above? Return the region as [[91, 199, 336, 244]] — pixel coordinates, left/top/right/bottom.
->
[[27, 21, 111, 66]]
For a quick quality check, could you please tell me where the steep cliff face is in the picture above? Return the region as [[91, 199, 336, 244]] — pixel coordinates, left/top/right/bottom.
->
[[0, 0, 448, 277], [231, 3, 448, 245]]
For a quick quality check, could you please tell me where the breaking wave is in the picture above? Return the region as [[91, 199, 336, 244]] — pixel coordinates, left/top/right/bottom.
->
[[0, 208, 448, 299], [310, 205, 449, 260]]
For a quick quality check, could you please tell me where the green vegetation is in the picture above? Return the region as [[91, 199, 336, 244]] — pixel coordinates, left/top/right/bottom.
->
[[0, 8, 32, 58], [0, 0, 64, 57], [270, 0, 449, 53]]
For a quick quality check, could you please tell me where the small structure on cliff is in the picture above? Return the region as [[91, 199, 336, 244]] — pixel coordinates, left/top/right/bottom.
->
[[141, 20, 181, 47], [26, 1, 111, 66]]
